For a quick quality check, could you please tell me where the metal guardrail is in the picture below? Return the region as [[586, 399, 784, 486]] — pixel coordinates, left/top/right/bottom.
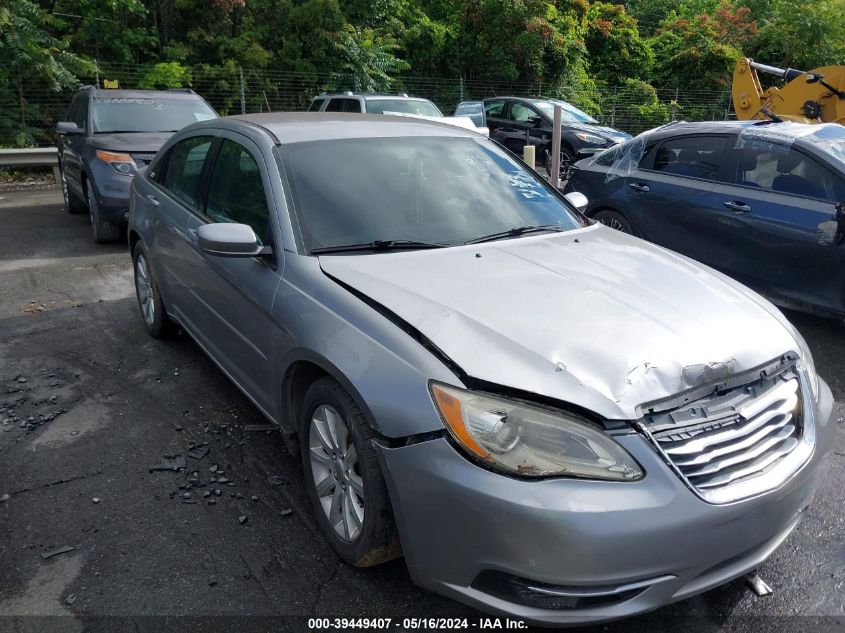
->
[[0, 147, 60, 183]]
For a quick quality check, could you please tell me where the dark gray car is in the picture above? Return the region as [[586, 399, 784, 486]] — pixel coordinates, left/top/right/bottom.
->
[[566, 120, 845, 319], [127, 113, 835, 625], [56, 86, 216, 242]]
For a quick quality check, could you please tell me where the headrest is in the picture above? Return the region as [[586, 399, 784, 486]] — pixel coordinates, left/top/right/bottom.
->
[[678, 149, 699, 162], [776, 151, 802, 173], [738, 151, 758, 171]]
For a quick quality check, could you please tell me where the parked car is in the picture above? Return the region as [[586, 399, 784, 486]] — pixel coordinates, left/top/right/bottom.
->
[[56, 85, 217, 242], [566, 120, 845, 320], [475, 96, 631, 170], [128, 112, 834, 626], [308, 92, 488, 136]]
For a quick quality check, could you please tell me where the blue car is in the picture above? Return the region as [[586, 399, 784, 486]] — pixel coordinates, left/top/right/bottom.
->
[[566, 120, 845, 319]]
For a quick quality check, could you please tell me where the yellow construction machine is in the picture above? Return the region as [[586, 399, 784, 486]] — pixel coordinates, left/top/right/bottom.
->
[[732, 57, 845, 124]]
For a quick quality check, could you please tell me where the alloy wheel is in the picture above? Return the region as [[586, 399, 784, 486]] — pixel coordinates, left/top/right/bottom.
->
[[135, 253, 156, 326], [599, 216, 625, 231], [308, 404, 365, 541]]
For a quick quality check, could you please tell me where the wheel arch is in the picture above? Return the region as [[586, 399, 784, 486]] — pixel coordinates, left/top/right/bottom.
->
[[279, 350, 383, 455], [587, 205, 640, 236]]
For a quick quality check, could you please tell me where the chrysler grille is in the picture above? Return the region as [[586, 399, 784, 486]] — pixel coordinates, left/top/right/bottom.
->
[[644, 364, 806, 503]]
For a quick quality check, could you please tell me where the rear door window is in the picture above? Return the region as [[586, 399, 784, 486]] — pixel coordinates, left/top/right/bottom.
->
[[162, 136, 214, 209], [205, 140, 272, 243], [651, 136, 728, 181], [735, 146, 845, 201]]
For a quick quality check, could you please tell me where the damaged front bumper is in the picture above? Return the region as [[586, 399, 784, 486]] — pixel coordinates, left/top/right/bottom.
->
[[375, 378, 836, 626]]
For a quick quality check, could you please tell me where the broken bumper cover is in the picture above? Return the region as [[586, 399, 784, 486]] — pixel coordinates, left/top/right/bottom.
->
[[376, 378, 835, 626]]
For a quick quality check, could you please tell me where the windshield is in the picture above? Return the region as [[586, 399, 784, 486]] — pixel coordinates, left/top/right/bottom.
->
[[818, 139, 845, 169], [92, 97, 216, 133], [532, 100, 597, 125], [365, 99, 442, 117], [280, 137, 585, 253]]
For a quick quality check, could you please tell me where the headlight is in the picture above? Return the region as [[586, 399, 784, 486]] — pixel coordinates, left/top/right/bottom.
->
[[575, 132, 608, 145], [430, 383, 643, 481], [96, 150, 137, 176], [793, 330, 819, 401]]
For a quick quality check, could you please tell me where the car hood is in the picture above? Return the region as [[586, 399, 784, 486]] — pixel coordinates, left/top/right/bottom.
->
[[89, 132, 174, 153], [566, 122, 631, 142], [319, 225, 798, 420]]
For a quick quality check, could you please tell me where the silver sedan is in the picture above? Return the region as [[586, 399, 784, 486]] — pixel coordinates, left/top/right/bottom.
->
[[128, 113, 836, 625]]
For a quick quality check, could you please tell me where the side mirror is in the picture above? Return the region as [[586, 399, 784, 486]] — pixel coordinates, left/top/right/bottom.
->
[[528, 116, 543, 128], [56, 122, 82, 135], [197, 223, 270, 257], [564, 191, 589, 213]]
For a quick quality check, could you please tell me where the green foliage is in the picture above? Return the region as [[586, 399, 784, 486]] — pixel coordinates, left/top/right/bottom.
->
[[615, 77, 669, 128], [749, 0, 845, 71], [336, 25, 410, 92], [586, 2, 653, 81], [648, 10, 745, 91], [0, 0, 96, 146], [137, 61, 192, 88]]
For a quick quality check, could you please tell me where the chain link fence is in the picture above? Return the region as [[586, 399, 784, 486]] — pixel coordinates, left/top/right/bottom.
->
[[1, 62, 735, 148]]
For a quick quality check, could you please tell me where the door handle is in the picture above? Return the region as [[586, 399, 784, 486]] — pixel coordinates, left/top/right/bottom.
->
[[629, 182, 649, 193], [723, 201, 751, 213], [146, 194, 160, 207]]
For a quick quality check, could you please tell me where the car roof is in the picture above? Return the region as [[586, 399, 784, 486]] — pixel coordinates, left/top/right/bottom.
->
[[223, 112, 479, 144], [315, 93, 426, 101], [644, 120, 845, 143], [82, 87, 203, 100]]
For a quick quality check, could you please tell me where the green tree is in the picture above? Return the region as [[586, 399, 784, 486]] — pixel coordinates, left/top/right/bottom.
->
[[750, 0, 845, 71], [0, 0, 95, 146], [336, 25, 410, 91], [137, 61, 191, 88], [585, 2, 653, 82]]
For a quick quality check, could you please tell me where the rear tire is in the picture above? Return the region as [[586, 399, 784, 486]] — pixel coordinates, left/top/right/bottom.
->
[[300, 377, 400, 567], [593, 209, 634, 235], [87, 184, 120, 243], [132, 241, 173, 338]]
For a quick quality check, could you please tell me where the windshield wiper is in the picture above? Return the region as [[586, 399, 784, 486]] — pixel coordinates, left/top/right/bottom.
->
[[311, 239, 449, 255], [464, 224, 565, 245]]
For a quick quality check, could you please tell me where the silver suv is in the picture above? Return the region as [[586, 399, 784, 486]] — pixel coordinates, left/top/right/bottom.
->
[[308, 92, 443, 116]]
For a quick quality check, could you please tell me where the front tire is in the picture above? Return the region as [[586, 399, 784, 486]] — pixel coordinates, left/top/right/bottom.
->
[[87, 184, 120, 243], [132, 242, 173, 338], [60, 164, 86, 214], [593, 209, 634, 234], [301, 377, 400, 567]]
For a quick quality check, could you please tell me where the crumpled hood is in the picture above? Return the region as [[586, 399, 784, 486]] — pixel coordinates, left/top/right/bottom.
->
[[319, 225, 798, 420], [89, 132, 173, 153]]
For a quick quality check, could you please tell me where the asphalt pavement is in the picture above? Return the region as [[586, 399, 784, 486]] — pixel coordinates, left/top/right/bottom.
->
[[0, 189, 842, 633]]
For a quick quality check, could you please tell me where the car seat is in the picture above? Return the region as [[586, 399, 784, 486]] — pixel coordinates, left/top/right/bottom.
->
[[771, 151, 820, 197], [736, 151, 761, 187]]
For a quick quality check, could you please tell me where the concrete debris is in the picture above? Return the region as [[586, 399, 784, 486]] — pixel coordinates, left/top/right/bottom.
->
[[92, 497, 101, 504], [243, 424, 275, 432], [281, 509, 293, 517], [65, 594, 77, 605], [251, 495, 258, 502], [187, 445, 209, 460], [209, 465, 218, 473], [214, 489, 222, 497], [217, 477, 230, 484], [149, 455, 186, 472], [0, 494, 9, 502], [238, 515, 248, 525], [41, 545, 75, 559]]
